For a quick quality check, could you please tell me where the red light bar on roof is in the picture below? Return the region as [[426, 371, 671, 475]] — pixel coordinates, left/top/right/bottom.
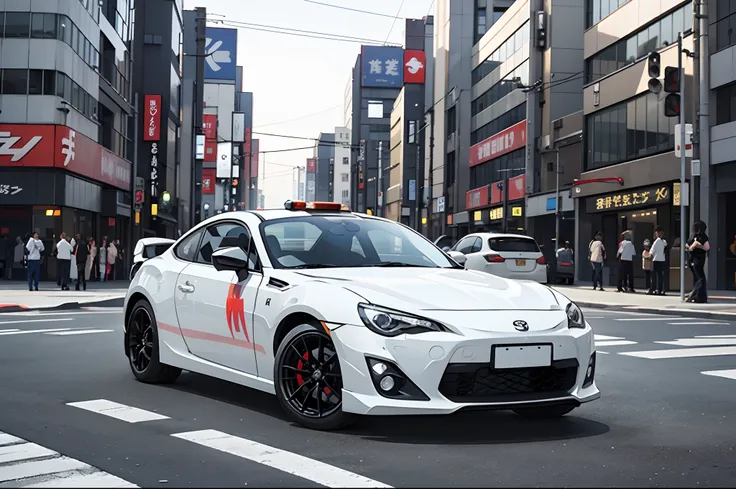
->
[[284, 200, 344, 211]]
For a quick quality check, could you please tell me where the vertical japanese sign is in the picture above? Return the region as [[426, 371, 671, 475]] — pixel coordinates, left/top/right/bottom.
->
[[150, 142, 159, 198], [144, 95, 161, 141], [361, 46, 404, 87]]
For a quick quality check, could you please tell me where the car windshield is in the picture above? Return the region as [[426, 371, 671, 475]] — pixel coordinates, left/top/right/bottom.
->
[[260, 215, 458, 269]]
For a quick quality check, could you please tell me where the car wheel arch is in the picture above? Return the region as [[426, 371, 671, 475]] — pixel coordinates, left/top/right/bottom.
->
[[272, 312, 322, 355], [123, 291, 153, 354]]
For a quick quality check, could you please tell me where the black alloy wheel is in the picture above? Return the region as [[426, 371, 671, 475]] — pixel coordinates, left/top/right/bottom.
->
[[274, 324, 353, 430], [126, 299, 181, 384]]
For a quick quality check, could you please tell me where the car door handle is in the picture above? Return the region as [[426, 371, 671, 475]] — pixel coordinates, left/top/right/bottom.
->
[[178, 281, 195, 293]]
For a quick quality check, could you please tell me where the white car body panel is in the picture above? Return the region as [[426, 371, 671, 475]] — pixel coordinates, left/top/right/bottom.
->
[[123, 211, 599, 418]]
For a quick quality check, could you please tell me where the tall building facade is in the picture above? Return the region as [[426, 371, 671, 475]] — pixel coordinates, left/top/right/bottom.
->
[[333, 126, 351, 205], [314, 132, 335, 202], [0, 0, 134, 280]]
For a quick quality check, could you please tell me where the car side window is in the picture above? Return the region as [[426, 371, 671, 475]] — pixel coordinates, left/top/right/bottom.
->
[[469, 237, 482, 253], [196, 222, 258, 269], [454, 237, 475, 255], [173, 229, 204, 262]]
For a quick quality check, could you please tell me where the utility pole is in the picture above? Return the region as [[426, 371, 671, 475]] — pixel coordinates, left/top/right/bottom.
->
[[678, 33, 687, 303], [555, 148, 561, 250], [691, 0, 701, 227], [377, 140, 383, 216], [192, 7, 206, 223], [428, 108, 435, 237], [129, 93, 139, 256]]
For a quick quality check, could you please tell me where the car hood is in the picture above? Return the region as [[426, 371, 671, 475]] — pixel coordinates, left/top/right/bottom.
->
[[291, 267, 562, 313]]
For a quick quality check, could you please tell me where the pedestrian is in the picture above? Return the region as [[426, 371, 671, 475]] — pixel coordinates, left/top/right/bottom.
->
[[85, 236, 96, 281], [686, 221, 709, 303], [106, 240, 118, 281], [73, 234, 88, 291], [25, 232, 44, 291], [98, 238, 107, 281], [589, 232, 606, 291], [56, 233, 73, 290], [617, 231, 636, 293], [648, 225, 667, 295], [642, 239, 653, 291]]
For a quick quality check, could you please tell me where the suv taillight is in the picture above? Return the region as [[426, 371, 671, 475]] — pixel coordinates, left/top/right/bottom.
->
[[536, 256, 546, 265], [484, 254, 505, 263]]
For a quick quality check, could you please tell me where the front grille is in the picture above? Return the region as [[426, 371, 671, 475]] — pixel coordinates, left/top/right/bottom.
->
[[438, 359, 579, 403]]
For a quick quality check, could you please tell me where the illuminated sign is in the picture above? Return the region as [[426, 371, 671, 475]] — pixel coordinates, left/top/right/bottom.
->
[[586, 185, 670, 213], [511, 206, 523, 217], [490, 207, 504, 220], [473, 210, 482, 222]]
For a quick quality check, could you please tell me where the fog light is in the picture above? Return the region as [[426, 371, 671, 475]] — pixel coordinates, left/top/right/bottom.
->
[[586, 365, 593, 378], [372, 362, 388, 375], [379, 375, 395, 391]]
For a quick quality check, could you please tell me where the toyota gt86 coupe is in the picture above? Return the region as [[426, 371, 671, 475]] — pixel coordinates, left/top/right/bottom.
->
[[123, 201, 599, 430]]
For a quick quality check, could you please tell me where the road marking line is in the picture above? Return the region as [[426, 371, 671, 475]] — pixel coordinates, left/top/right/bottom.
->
[[665, 321, 728, 325], [594, 340, 637, 347], [171, 429, 392, 488], [66, 399, 169, 423], [614, 317, 683, 322], [696, 335, 736, 338], [596, 351, 610, 354], [0, 318, 74, 325], [585, 316, 605, 319], [0, 457, 89, 483], [0, 328, 72, 336], [701, 369, 736, 381], [0, 442, 57, 464], [22, 470, 139, 488], [620, 346, 736, 359], [656, 338, 736, 347], [45, 329, 114, 336], [594, 334, 624, 341], [0, 433, 23, 446], [0, 329, 20, 333]]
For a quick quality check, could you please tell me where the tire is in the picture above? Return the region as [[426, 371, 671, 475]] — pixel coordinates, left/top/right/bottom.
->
[[512, 404, 577, 419], [274, 323, 354, 431], [567, 277, 575, 285], [126, 299, 182, 384]]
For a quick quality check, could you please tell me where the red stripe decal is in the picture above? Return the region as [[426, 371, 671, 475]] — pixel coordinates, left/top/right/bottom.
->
[[158, 322, 266, 354]]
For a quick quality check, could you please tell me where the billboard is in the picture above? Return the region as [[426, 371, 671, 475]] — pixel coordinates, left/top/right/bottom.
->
[[470, 120, 527, 167], [143, 95, 162, 141], [306, 158, 316, 173], [216, 142, 233, 178], [204, 27, 238, 81], [203, 114, 217, 139], [404, 50, 426, 84], [466, 185, 490, 210], [232, 112, 245, 142], [508, 174, 526, 201], [202, 169, 216, 194], [361, 46, 404, 87]]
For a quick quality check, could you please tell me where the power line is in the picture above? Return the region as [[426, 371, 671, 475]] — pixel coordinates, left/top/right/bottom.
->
[[303, 0, 402, 19], [254, 105, 342, 129], [384, 0, 406, 44]]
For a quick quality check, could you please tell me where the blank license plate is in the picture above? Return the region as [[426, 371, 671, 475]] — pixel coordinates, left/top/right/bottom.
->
[[493, 344, 552, 369], [515, 259, 526, 266]]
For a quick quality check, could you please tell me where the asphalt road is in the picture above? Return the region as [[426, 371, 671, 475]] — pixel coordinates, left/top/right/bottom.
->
[[0, 308, 735, 487]]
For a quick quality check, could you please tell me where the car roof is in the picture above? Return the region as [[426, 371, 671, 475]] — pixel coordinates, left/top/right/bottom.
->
[[216, 209, 374, 222], [467, 232, 537, 240]]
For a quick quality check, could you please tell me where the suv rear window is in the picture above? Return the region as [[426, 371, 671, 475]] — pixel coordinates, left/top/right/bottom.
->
[[488, 237, 540, 253], [144, 244, 171, 258]]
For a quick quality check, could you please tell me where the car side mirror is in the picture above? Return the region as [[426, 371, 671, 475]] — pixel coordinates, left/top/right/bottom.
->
[[447, 250, 467, 265], [212, 246, 250, 281]]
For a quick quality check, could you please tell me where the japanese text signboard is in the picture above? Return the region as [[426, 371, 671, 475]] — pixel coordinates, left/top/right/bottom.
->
[[361, 46, 404, 87], [469, 120, 527, 167], [144, 95, 161, 141], [585, 185, 671, 213], [465, 185, 490, 210]]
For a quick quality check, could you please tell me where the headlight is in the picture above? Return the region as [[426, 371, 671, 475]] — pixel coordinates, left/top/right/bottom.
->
[[357, 304, 448, 337], [565, 302, 585, 329]]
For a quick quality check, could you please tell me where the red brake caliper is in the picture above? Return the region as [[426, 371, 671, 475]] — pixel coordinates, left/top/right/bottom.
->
[[296, 351, 331, 395]]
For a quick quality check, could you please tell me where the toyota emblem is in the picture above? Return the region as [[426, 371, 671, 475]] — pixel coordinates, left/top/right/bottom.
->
[[513, 320, 529, 332]]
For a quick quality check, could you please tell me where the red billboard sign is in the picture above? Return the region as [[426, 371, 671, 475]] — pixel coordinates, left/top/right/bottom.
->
[[508, 174, 526, 201], [469, 120, 527, 167], [202, 168, 216, 194], [466, 185, 490, 210], [306, 158, 316, 174], [203, 114, 217, 139], [491, 180, 504, 204], [204, 138, 216, 162], [250, 139, 259, 178], [0, 124, 131, 190], [144, 95, 162, 141], [404, 50, 426, 84]]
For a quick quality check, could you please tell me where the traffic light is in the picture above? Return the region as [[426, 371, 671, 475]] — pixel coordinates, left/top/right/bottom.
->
[[232, 178, 239, 187], [663, 66, 680, 93], [134, 177, 144, 209], [664, 93, 680, 117], [647, 52, 662, 94]]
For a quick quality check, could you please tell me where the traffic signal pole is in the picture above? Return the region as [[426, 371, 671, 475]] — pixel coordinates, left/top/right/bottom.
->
[[678, 33, 686, 303]]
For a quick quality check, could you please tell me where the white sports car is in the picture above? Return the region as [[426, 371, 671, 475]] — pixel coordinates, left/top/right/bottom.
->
[[123, 201, 599, 431]]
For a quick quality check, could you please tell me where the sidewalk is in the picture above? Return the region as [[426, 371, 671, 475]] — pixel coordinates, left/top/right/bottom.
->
[[552, 282, 736, 321], [0, 280, 128, 313]]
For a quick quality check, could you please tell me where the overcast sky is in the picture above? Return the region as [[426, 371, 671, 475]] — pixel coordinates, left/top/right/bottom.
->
[[186, 0, 433, 207]]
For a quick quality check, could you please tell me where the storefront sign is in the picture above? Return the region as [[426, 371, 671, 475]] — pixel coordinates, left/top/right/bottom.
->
[[202, 169, 215, 194], [466, 185, 489, 210], [203, 114, 217, 139], [0, 171, 56, 206], [0, 125, 55, 166], [586, 184, 671, 212], [473, 210, 482, 222], [0, 183, 22, 195], [490, 207, 504, 220], [511, 206, 523, 217], [144, 95, 161, 141], [673, 182, 680, 206], [150, 143, 159, 198], [469, 120, 527, 168], [508, 174, 526, 201]]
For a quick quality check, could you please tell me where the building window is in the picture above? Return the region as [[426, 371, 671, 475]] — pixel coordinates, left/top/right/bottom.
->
[[343, 156, 349, 165], [341, 190, 349, 202], [1, 70, 28, 95], [340, 173, 349, 182], [31, 13, 57, 39], [715, 0, 736, 52], [585, 91, 675, 171], [469, 148, 525, 191], [28, 70, 43, 95], [471, 21, 529, 86], [471, 60, 529, 117], [368, 101, 383, 119], [471, 102, 526, 145], [4, 12, 30, 38], [715, 82, 736, 124], [585, 2, 692, 84], [586, 0, 631, 29]]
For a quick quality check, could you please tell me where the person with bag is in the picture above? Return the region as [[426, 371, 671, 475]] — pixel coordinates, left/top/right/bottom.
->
[[106, 240, 117, 281], [98, 239, 107, 281], [589, 232, 606, 291], [26, 232, 44, 291], [56, 233, 73, 291], [686, 221, 709, 303]]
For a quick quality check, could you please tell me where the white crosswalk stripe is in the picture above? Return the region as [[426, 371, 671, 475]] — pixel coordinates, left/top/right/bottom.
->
[[66, 399, 169, 423], [0, 431, 137, 487], [0, 327, 115, 338], [701, 369, 736, 381], [44, 330, 114, 336]]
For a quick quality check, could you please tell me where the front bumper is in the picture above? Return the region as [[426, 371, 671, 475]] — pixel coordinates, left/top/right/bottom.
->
[[330, 321, 599, 416]]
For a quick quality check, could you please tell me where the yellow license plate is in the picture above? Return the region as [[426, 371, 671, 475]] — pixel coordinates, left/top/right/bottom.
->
[[516, 259, 526, 266]]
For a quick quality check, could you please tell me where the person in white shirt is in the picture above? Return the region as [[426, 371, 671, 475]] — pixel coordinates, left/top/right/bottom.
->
[[25, 232, 45, 291], [617, 231, 636, 293], [588, 232, 606, 291], [56, 233, 74, 291], [648, 226, 667, 295]]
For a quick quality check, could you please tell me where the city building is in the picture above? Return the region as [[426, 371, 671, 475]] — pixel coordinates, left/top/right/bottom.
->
[[313, 132, 335, 202], [575, 0, 694, 290], [0, 0, 134, 280], [333, 126, 351, 205], [707, 1, 736, 291], [294, 165, 306, 201], [386, 19, 429, 228], [429, 0, 514, 241]]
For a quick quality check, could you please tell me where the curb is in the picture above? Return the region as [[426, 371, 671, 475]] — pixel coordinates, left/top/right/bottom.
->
[[577, 301, 736, 322], [0, 296, 124, 314]]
